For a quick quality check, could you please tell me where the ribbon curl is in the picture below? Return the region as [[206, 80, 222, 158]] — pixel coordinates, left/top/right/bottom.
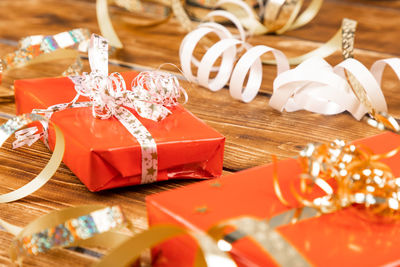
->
[[205, 139, 400, 267], [97, 0, 323, 48], [179, 6, 356, 102], [271, 55, 400, 132], [18, 33, 186, 185], [0, 113, 65, 203], [0, 29, 90, 83], [1, 204, 236, 267], [291, 140, 400, 217]]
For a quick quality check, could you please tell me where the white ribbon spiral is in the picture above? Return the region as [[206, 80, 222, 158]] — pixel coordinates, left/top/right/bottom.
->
[[179, 2, 290, 103]]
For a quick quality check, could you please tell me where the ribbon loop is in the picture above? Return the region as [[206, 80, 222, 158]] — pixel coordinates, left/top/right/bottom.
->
[[16, 34, 185, 185], [12, 126, 43, 149]]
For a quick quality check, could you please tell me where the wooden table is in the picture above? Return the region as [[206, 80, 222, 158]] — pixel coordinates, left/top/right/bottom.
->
[[1, 0, 400, 265]]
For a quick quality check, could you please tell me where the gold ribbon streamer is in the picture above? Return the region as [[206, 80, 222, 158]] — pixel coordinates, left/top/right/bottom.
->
[[97, 0, 124, 49], [97, 0, 176, 49], [214, 0, 322, 35], [95, 224, 236, 267], [263, 18, 357, 65], [96, 0, 323, 51], [0, 114, 64, 203]]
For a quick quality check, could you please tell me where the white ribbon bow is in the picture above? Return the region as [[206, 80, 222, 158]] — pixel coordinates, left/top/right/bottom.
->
[[15, 34, 186, 184]]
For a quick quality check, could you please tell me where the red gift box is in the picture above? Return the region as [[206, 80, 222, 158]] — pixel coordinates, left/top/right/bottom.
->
[[147, 132, 400, 266], [14, 71, 225, 191]]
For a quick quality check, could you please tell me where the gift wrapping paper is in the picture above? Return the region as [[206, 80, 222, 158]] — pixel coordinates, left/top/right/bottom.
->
[[147, 132, 400, 266], [14, 71, 225, 191]]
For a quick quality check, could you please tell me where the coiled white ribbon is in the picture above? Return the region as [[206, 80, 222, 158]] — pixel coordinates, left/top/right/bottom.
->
[[180, 8, 290, 103], [271, 56, 400, 120]]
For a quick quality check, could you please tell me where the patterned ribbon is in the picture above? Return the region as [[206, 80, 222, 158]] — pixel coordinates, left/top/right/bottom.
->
[[0, 28, 90, 79], [17, 34, 186, 184], [0, 205, 129, 265], [0, 204, 236, 267]]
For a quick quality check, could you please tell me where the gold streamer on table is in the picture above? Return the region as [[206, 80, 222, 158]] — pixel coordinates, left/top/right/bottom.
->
[[97, 0, 358, 66]]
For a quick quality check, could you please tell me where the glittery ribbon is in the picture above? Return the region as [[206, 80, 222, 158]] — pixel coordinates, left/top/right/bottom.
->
[[0, 205, 129, 265], [0, 204, 236, 267], [18, 34, 185, 184], [0, 28, 90, 79]]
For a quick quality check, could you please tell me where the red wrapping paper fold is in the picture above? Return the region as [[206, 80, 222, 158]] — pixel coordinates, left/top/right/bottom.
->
[[147, 132, 400, 266], [14, 71, 225, 191]]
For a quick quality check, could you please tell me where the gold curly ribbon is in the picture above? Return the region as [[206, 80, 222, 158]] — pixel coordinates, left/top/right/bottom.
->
[[96, 0, 322, 46], [218, 0, 323, 35], [94, 224, 236, 267], [205, 139, 400, 266], [97, 0, 357, 67], [96, 0, 178, 49], [0, 113, 64, 203], [292, 140, 400, 217]]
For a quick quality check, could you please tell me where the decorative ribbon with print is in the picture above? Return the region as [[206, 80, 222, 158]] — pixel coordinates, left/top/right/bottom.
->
[[179, 6, 356, 102], [0, 205, 129, 265], [17, 34, 186, 184], [0, 204, 236, 267], [0, 28, 90, 80], [0, 113, 65, 203]]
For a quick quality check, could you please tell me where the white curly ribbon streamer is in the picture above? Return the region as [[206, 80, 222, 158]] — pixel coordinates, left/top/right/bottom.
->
[[270, 56, 400, 120], [16, 34, 186, 184], [180, 2, 290, 103], [179, 3, 399, 121]]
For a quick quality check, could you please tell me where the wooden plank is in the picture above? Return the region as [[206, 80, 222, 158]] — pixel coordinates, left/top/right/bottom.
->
[[0, 0, 399, 266]]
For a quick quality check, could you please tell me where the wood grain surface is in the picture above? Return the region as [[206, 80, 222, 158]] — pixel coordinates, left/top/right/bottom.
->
[[0, 0, 399, 266]]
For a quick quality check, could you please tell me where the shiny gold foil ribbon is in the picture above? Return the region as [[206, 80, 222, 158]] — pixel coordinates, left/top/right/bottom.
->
[[97, 0, 175, 49], [96, 0, 322, 47], [219, 0, 323, 35], [0, 113, 64, 203]]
